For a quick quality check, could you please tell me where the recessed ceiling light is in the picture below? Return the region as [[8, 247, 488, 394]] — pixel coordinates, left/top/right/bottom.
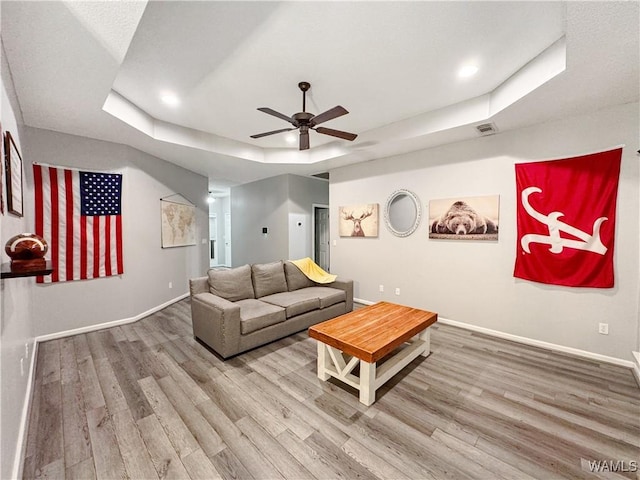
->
[[458, 65, 479, 78], [285, 134, 296, 144], [161, 93, 180, 106]]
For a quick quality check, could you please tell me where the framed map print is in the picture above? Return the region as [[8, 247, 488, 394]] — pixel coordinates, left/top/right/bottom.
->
[[161, 199, 196, 248]]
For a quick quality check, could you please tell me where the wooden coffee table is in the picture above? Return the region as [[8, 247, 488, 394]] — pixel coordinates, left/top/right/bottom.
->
[[308, 301, 437, 405]]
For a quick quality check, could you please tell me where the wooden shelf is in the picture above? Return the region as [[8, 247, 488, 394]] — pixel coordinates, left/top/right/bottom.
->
[[1, 261, 53, 279]]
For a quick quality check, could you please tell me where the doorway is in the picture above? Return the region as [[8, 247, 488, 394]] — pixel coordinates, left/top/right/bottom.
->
[[208, 192, 231, 268], [224, 212, 232, 267], [209, 214, 218, 267], [313, 204, 330, 272]]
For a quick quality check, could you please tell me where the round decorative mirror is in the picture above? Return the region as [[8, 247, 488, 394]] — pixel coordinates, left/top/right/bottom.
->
[[384, 189, 422, 237]]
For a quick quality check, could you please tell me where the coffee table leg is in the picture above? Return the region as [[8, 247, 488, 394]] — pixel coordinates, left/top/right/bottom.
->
[[317, 342, 330, 381], [359, 360, 376, 406], [419, 329, 431, 357]]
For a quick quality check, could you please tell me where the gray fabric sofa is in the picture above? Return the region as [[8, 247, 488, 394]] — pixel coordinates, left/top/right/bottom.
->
[[189, 260, 353, 358]]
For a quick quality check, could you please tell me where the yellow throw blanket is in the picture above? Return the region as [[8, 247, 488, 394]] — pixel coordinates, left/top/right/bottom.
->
[[291, 257, 337, 284]]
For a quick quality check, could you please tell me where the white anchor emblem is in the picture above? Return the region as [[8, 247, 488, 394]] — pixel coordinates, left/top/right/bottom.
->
[[520, 187, 608, 255]]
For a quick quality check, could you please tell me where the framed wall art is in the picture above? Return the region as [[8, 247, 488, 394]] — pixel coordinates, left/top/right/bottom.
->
[[429, 195, 499, 241], [161, 197, 196, 248], [339, 203, 379, 237], [0, 122, 4, 215], [5, 131, 23, 217]]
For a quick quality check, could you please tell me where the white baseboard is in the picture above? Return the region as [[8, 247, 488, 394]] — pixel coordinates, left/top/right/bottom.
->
[[12, 339, 38, 480], [354, 297, 375, 306], [437, 316, 635, 369], [35, 292, 189, 343], [354, 298, 636, 370]]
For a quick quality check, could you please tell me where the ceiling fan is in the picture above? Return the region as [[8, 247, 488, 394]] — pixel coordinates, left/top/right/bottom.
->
[[251, 82, 357, 150]]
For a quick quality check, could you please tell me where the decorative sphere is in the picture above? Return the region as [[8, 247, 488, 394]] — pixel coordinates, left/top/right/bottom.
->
[[5, 233, 48, 260]]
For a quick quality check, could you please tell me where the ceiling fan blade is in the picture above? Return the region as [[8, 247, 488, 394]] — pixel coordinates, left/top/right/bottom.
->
[[300, 131, 310, 150], [257, 107, 297, 125], [310, 106, 348, 126], [250, 128, 295, 139], [315, 127, 358, 141]]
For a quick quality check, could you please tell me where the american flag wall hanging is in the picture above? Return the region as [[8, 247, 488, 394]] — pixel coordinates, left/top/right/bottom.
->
[[33, 164, 124, 283]]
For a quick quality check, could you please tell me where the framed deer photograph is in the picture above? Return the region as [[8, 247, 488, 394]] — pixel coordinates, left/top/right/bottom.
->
[[339, 203, 379, 237]]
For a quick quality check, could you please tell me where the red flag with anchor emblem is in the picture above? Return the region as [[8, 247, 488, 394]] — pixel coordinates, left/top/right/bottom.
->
[[514, 148, 622, 288]]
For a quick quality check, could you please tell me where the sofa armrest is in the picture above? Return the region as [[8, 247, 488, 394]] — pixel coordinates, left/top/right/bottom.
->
[[190, 292, 241, 358], [190, 276, 209, 296], [328, 278, 354, 312]]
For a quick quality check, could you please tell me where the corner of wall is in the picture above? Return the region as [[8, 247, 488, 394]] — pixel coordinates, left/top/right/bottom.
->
[[1, 61, 36, 480]]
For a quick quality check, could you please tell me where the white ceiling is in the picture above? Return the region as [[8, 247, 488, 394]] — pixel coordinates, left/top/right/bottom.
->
[[2, 1, 638, 192]]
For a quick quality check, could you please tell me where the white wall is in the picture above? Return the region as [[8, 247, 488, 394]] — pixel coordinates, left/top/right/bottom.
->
[[21, 127, 209, 336], [330, 102, 639, 362], [231, 174, 329, 266], [0, 42, 35, 480], [231, 174, 289, 265], [288, 175, 329, 260]]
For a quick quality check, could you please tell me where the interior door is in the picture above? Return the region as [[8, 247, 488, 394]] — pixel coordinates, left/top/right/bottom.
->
[[224, 213, 232, 267], [209, 214, 218, 267], [315, 207, 330, 271]]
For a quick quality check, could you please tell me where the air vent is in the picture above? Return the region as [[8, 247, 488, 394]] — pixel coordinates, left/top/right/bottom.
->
[[476, 122, 498, 136]]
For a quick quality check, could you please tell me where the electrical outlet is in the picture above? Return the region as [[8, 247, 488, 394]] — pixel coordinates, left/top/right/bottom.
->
[[169, 282, 173, 289], [332, 240, 337, 246], [379, 285, 384, 292], [395, 288, 400, 296], [598, 323, 609, 335]]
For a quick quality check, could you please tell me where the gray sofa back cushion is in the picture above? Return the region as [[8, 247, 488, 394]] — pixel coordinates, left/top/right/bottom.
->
[[260, 291, 321, 318], [252, 261, 288, 298], [208, 264, 255, 302], [284, 261, 316, 291], [298, 286, 346, 309]]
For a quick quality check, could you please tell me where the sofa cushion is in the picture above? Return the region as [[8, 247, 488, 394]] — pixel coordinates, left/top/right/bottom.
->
[[208, 265, 255, 302], [252, 261, 288, 298], [299, 287, 346, 309], [236, 299, 286, 335], [260, 291, 321, 318], [284, 261, 316, 291]]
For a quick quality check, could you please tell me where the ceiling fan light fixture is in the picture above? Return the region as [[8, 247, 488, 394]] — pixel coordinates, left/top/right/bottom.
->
[[251, 81, 357, 150]]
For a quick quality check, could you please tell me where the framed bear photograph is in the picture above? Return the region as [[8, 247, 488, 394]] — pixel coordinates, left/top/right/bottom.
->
[[429, 195, 500, 241]]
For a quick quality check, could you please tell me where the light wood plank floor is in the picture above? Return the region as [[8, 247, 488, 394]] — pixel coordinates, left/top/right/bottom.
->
[[23, 299, 640, 479]]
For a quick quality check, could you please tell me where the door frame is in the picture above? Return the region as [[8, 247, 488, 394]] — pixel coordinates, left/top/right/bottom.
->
[[311, 203, 330, 267]]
